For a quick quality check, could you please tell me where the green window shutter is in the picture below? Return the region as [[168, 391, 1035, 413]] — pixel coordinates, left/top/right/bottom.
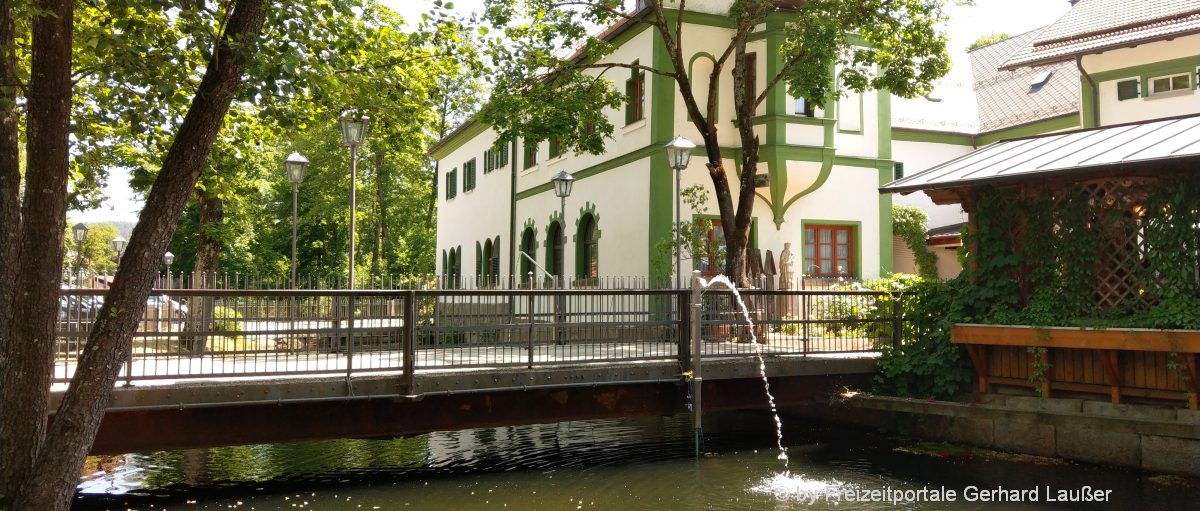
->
[[1117, 79, 1139, 101], [625, 78, 634, 125], [475, 241, 482, 276], [491, 235, 501, 276], [893, 162, 904, 180]]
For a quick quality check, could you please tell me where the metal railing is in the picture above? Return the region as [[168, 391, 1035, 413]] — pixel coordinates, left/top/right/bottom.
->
[[53, 285, 904, 386]]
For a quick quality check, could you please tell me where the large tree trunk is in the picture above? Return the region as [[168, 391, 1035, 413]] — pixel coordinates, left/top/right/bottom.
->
[[184, 188, 223, 354], [0, 0, 22, 500], [0, 0, 73, 505], [728, 41, 759, 288], [14, 2, 266, 508]]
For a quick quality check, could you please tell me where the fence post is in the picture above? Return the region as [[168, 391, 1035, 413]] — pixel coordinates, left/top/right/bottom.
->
[[891, 293, 903, 351], [689, 271, 704, 455], [403, 290, 416, 395], [678, 289, 691, 373], [345, 293, 355, 387], [527, 291, 536, 369]]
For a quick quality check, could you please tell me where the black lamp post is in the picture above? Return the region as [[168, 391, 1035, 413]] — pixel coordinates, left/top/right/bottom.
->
[[551, 170, 575, 282], [663, 135, 696, 289], [285, 152, 310, 288], [72, 222, 88, 286], [338, 113, 369, 290]]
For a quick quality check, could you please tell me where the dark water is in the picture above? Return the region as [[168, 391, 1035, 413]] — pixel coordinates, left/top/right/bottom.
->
[[73, 413, 1199, 510]]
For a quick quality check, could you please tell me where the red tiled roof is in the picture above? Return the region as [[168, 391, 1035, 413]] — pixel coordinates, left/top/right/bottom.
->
[[1002, 0, 1200, 69]]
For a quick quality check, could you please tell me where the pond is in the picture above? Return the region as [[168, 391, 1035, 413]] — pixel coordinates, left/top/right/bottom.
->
[[74, 412, 1199, 510]]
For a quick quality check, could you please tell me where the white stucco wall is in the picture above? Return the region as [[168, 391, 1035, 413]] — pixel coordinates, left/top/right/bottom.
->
[[1084, 36, 1200, 126], [435, 127, 512, 276], [890, 140, 973, 229]]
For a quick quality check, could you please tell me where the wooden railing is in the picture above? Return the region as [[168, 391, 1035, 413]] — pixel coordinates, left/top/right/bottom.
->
[[952, 324, 1200, 409]]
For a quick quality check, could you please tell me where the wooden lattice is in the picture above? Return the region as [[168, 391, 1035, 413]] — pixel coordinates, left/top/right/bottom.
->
[[1066, 178, 1156, 310]]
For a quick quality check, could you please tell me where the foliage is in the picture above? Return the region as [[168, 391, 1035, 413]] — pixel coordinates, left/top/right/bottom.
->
[[967, 32, 1011, 52], [892, 204, 938, 279], [651, 185, 723, 277], [869, 276, 974, 400], [960, 178, 1200, 329], [62, 223, 119, 276]]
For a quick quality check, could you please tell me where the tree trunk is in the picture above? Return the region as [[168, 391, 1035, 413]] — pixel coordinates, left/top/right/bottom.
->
[[0, 0, 73, 506], [14, 2, 266, 508], [184, 188, 223, 354], [0, 0, 22, 500]]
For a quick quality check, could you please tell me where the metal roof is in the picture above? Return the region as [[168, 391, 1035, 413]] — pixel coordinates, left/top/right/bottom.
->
[[881, 115, 1200, 194]]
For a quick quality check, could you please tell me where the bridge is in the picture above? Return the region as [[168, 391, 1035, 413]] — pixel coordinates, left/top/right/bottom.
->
[[53, 285, 899, 454]]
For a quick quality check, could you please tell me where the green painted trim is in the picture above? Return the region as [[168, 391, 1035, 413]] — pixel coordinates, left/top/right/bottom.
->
[[876, 162, 893, 275], [688, 52, 718, 123], [892, 128, 975, 146], [877, 89, 892, 160], [678, 10, 736, 29], [508, 138, 518, 276], [430, 120, 489, 161], [1080, 77, 1097, 129], [752, 114, 835, 128], [514, 145, 659, 200], [1089, 55, 1200, 84], [975, 113, 1080, 145], [832, 155, 890, 169], [799, 219, 863, 279], [776, 149, 835, 228], [646, 15, 677, 285]]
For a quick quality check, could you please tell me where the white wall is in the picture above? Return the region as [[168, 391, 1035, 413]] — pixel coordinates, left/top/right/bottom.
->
[[435, 127, 512, 276], [1084, 36, 1200, 126], [890, 140, 973, 229]]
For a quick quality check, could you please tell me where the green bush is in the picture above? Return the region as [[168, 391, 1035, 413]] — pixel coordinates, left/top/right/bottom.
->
[[212, 306, 243, 334], [872, 277, 973, 400]]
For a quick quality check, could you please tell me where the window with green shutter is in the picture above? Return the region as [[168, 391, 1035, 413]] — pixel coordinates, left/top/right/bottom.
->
[[499, 143, 510, 167], [464, 158, 477, 191], [446, 167, 457, 199], [1116, 79, 1140, 101], [484, 149, 494, 173], [549, 136, 563, 159], [893, 162, 904, 180], [625, 62, 645, 125], [523, 139, 539, 169]]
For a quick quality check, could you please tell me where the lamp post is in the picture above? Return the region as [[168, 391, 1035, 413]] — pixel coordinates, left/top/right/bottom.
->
[[72, 222, 88, 287], [551, 170, 574, 284], [163, 251, 174, 289], [285, 152, 310, 288], [339, 113, 369, 290], [664, 135, 696, 289], [111, 236, 128, 268]]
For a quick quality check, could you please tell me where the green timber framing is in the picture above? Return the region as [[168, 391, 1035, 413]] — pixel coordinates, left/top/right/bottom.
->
[[434, 9, 917, 282]]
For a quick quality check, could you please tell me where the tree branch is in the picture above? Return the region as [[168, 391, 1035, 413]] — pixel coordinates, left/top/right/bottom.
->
[[575, 61, 674, 78], [755, 49, 807, 107]]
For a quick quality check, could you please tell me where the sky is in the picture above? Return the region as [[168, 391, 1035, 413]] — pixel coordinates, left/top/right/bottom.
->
[[74, 0, 1073, 225]]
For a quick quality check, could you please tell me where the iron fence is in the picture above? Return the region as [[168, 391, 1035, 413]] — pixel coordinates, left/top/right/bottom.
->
[[53, 284, 904, 386]]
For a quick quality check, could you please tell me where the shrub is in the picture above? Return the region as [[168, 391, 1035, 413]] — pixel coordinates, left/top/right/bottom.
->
[[872, 278, 973, 400]]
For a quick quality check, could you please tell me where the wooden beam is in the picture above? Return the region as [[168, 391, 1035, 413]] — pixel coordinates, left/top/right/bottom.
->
[[964, 345, 989, 394], [951, 324, 1200, 353], [1097, 349, 1121, 404], [1187, 354, 1198, 410]]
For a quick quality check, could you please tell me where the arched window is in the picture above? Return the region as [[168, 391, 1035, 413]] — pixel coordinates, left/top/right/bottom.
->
[[576, 213, 598, 282], [446, 247, 460, 288], [490, 236, 501, 280], [547, 221, 564, 285], [520, 227, 536, 283], [481, 239, 493, 286]]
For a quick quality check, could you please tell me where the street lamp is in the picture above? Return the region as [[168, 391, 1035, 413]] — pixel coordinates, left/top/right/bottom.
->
[[285, 152, 310, 288], [163, 251, 174, 289], [339, 113, 369, 290], [551, 170, 574, 282], [664, 135, 696, 289], [111, 236, 128, 267], [72, 222, 88, 286]]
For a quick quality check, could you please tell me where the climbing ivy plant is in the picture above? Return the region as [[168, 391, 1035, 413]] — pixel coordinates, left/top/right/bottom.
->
[[892, 205, 938, 280]]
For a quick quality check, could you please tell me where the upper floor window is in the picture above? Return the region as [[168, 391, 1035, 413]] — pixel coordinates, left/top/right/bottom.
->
[[626, 64, 645, 125], [523, 139, 539, 169], [794, 97, 816, 117], [735, 52, 757, 103], [484, 148, 495, 173], [804, 224, 855, 278], [549, 136, 564, 159], [1150, 73, 1192, 96], [445, 167, 457, 199], [464, 158, 477, 191]]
